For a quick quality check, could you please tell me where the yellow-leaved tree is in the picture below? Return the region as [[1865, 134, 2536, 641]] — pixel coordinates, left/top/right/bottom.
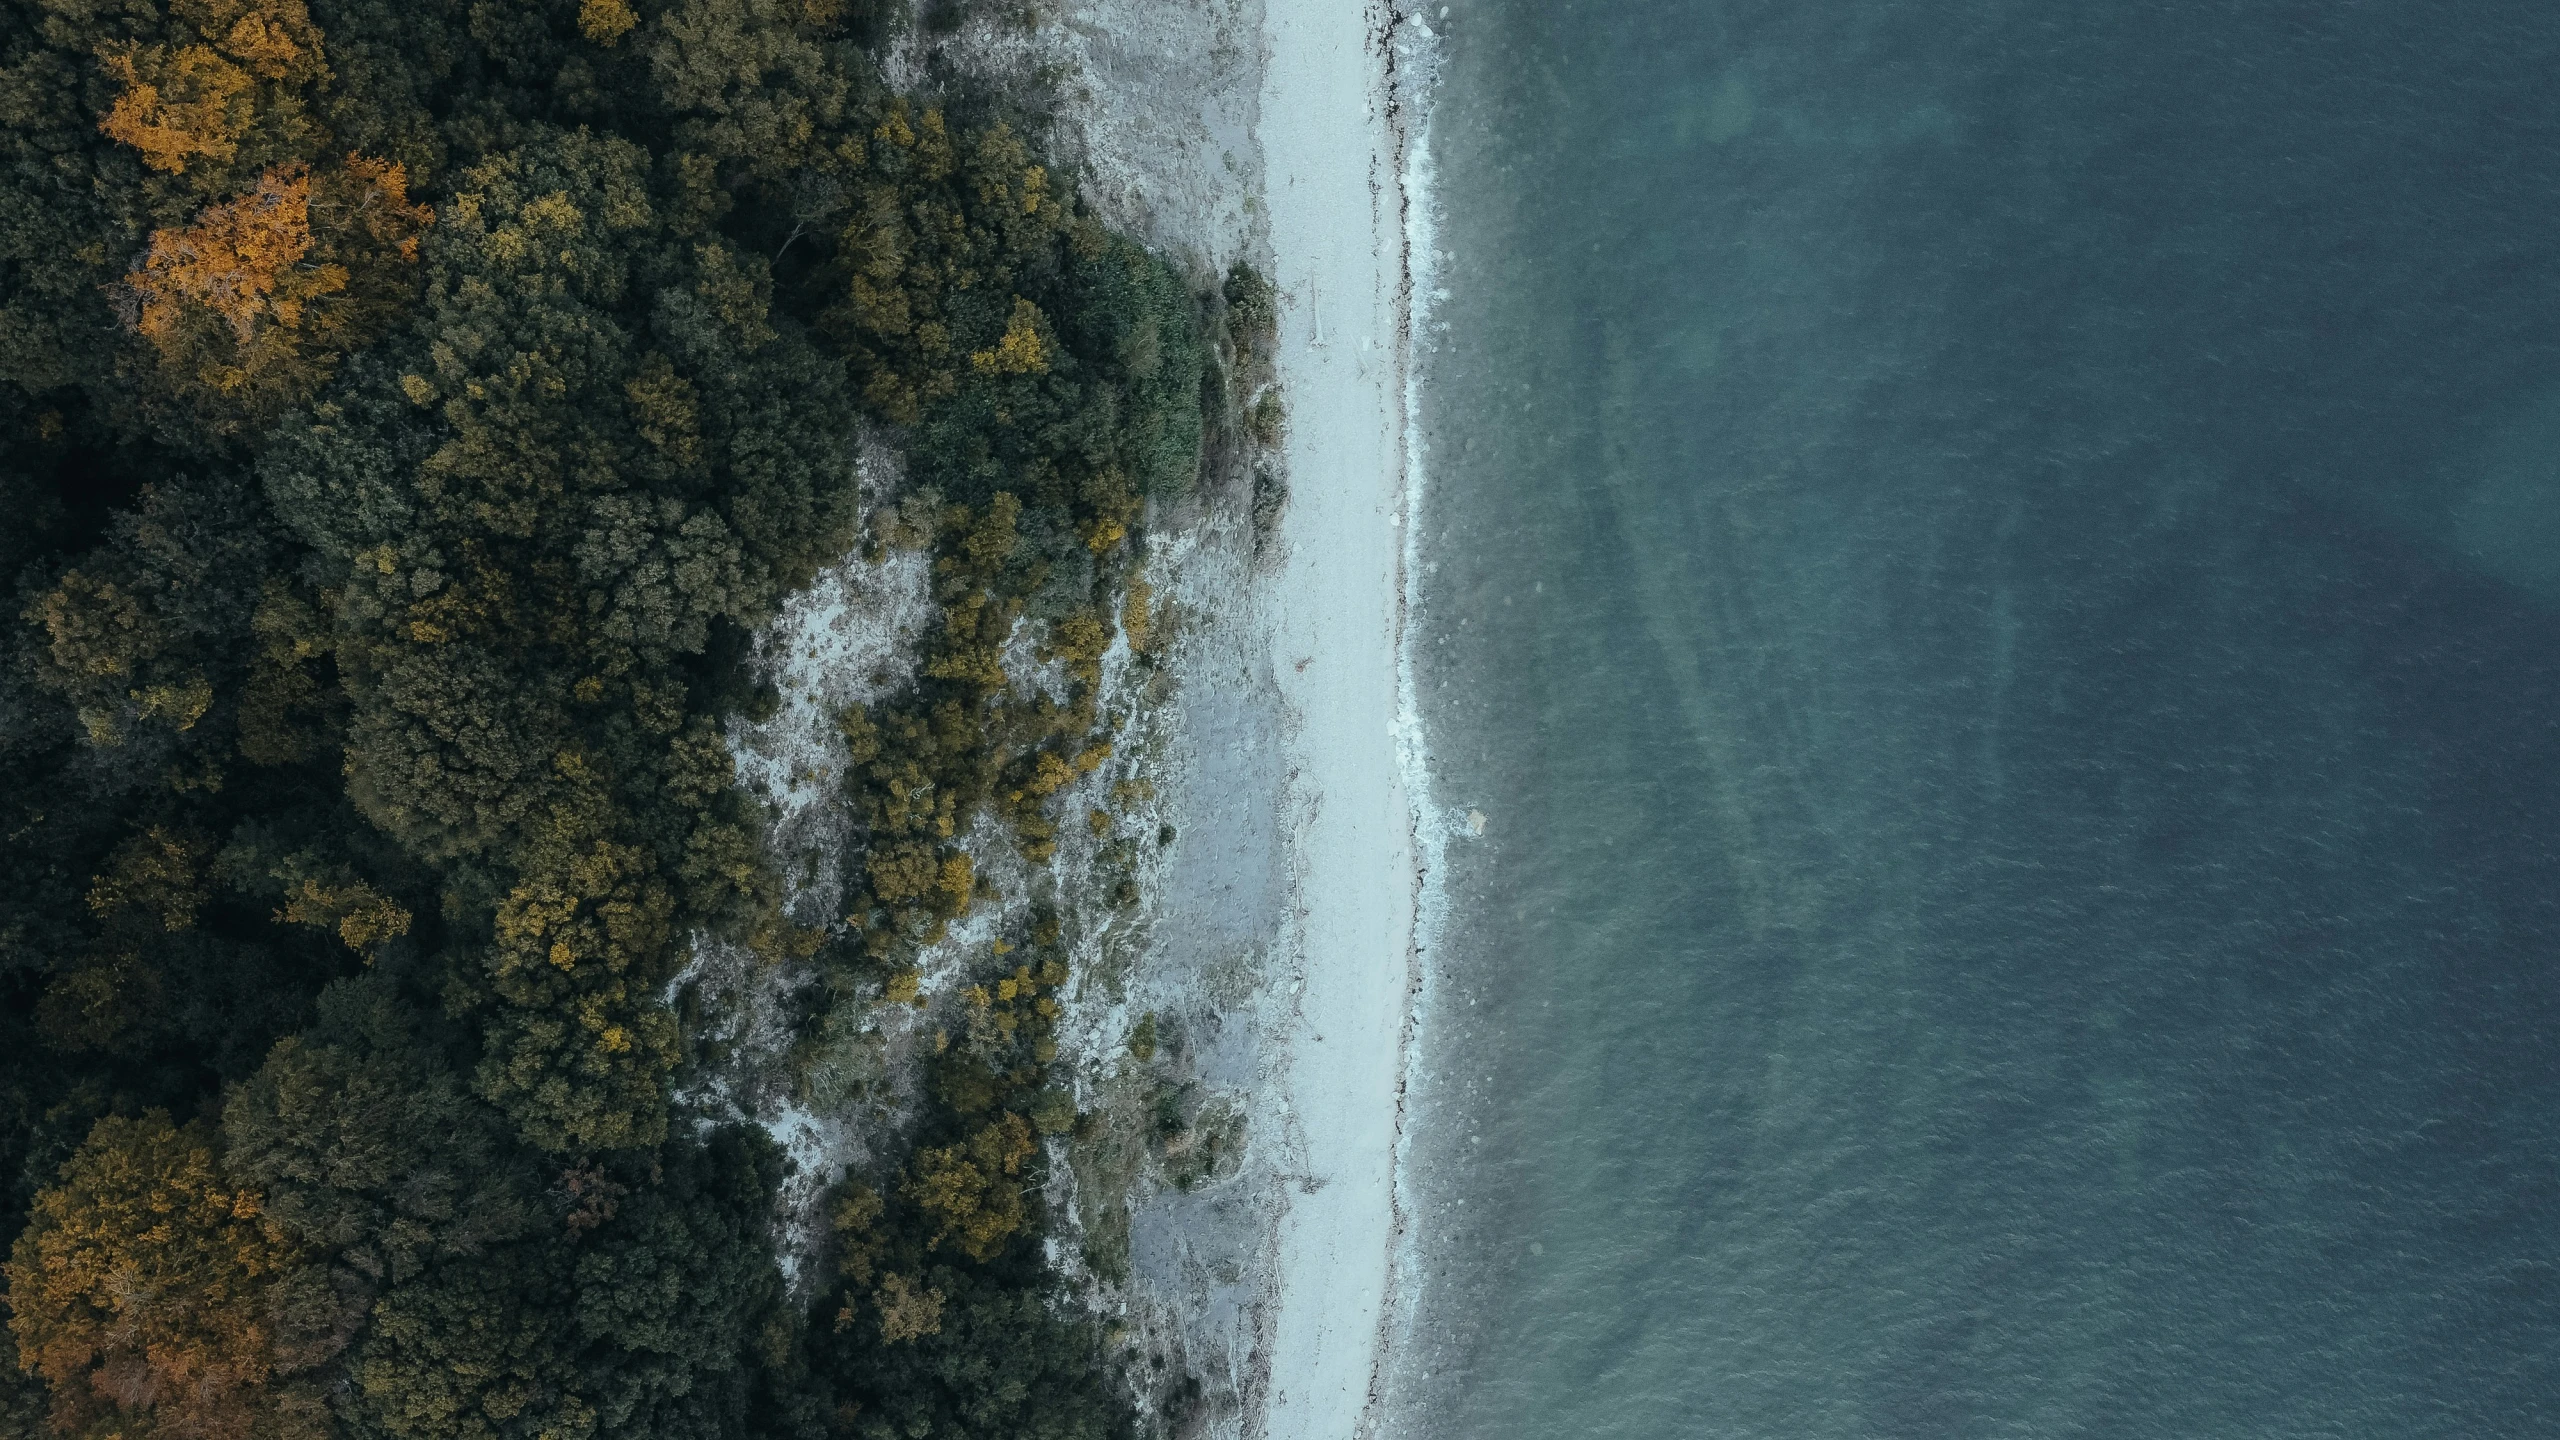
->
[[904, 1111, 1036, 1261], [471, 752, 685, 1152], [4, 1113, 331, 1440]]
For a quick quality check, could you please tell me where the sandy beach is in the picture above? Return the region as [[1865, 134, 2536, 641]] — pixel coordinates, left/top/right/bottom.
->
[[1253, 1, 1423, 1434]]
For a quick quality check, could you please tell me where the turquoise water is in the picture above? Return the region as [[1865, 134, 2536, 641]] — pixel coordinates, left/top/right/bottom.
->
[[1398, 2, 2560, 1435]]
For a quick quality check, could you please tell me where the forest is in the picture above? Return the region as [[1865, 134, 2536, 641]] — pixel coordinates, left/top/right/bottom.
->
[[0, 0, 1234, 1434]]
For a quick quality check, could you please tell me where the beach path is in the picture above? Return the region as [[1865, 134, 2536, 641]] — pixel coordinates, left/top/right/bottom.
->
[[1256, 0, 1419, 1436]]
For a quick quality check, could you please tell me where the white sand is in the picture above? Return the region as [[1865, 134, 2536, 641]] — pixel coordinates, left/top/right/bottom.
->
[[1254, 1, 1423, 1434]]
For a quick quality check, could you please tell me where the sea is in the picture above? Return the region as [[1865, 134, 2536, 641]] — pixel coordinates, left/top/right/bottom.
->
[[1390, 1, 2560, 1435]]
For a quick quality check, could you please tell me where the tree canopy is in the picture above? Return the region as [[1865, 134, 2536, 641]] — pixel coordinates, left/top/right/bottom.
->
[[0, 0, 1215, 1433]]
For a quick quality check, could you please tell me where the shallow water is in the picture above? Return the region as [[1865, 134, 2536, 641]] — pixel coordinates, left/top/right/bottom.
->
[[1395, 2, 2560, 1435]]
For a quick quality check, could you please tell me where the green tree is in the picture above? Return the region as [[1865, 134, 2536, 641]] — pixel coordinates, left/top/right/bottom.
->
[[21, 474, 274, 754]]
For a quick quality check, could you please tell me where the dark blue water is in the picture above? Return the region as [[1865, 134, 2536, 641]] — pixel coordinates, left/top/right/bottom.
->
[[1397, 2, 2560, 1435]]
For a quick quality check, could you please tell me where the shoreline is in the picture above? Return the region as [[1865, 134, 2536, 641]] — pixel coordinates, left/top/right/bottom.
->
[[1253, 0, 1428, 1435], [1380, 1, 1447, 1423], [857, 1, 1437, 1429]]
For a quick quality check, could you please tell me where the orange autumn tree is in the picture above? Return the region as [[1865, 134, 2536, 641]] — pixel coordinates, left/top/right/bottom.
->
[[99, 43, 257, 178], [129, 162, 330, 351], [4, 1113, 326, 1440], [119, 154, 432, 420], [97, 0, 331, 194], [93, 0, 431, 422]]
